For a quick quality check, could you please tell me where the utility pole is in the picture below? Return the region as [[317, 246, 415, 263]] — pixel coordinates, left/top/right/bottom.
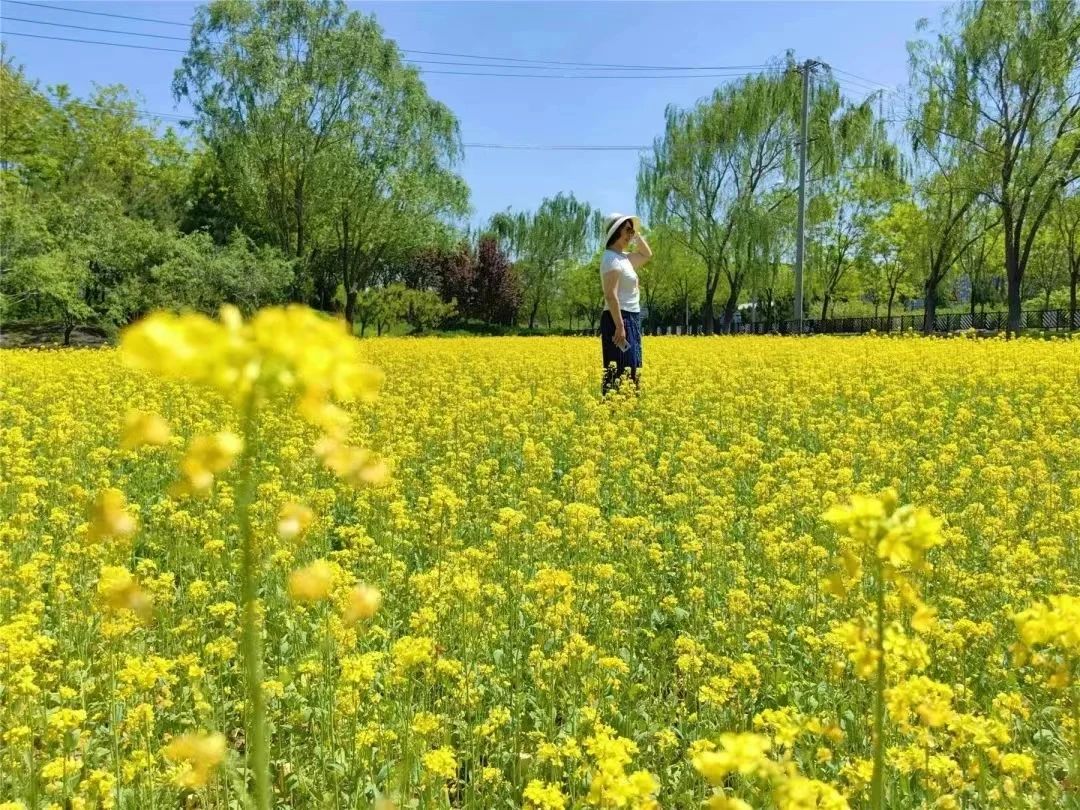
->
[[794, 59, 818, 334]]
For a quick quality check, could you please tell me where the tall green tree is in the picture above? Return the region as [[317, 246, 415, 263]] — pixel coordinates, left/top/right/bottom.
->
[[175, 0, 467, 320], [809, 101, 905, 321], [1024, 226, 1070, 308], [639, 62, 841, 333], [561, 255, 604, 330], [0, 59, 209, 339], [905, 52, 996, 335], [633, 223, 706, 330], [957, 210, 1004, 318], [865, 200, 921, 324], [910, 0, 1080, 334], [490, 193, 595, 329], [746, 214, 794, 330]]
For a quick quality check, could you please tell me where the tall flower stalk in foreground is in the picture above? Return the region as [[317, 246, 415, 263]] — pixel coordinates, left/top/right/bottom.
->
[[121, 305, 383, 809], [1013, 595, 1080, 790], [822, 490, 944, 810]]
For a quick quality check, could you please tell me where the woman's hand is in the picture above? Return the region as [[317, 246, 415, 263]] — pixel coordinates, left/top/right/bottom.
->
[[629, 231, 653, 269], [614, 324, 628, 350]]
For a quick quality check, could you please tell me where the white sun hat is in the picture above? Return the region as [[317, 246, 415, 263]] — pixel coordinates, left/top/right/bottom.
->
[[602, 212, 642, 246]]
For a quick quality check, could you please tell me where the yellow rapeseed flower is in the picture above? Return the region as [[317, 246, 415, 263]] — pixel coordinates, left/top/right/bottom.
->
[[342, 584, 382, 625], [120, 410, 171, 451], [163, 731, 227, 788], [276, 501, 314, 541], [287, 559, 335, 602], [86, 488, 137, 543], [692, 733, 773, 783], [97, 565, 152, 619]]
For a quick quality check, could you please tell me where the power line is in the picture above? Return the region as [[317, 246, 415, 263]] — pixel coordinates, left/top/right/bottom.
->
[[7, 0, 906, 90], [4, 17, 756, 73], [3, 6, 904, 109], [0, 31, 774, 80], [5, 0, 191, 27], [69, 103, 187, 122], [831, 66, 895, 90], [1, 17, 771, 75], [412, 68, 775, 80], [376, 56, 768, 74], [0, 18, 765, 75], [2, 14, 190, 41], [2, 30, 187, 54], [399, 49, 771, 72], [3, 0, 773, 73]]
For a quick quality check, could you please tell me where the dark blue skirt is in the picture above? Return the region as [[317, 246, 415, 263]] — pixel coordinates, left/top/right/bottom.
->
[[600, 309, 642, 392]]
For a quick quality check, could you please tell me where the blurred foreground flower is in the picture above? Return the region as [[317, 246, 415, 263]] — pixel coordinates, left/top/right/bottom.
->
[[118, 304, 386, 810], [343, 584, 382, 625], [120, 410, 171, 450], [823, 490, 945, 810], [174, 431, 244, 496], [163, 731, 227, 788], [288, 560, 335, 603], [277, 501, 314, 541], [97, 565, 152, 619], [121, 304, 381, 433], [86, 487, 137, 543]]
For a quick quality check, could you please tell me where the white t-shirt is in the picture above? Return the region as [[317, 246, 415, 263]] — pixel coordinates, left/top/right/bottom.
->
[[600, 249, 640, 313]]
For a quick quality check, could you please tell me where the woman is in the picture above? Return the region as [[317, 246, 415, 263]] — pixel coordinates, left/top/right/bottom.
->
[[599, 213, 652, 395]]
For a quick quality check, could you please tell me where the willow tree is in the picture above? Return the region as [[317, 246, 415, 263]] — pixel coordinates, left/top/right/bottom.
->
[[957, 208, 1004, 318], [909, 0, 1080, 334], [745, 192, 795, 330], [863, 200, 922, 324], [490, 193, 596, 329], [635, 222, 706, 330], [638, 61, 838, 333], [809, 99, 905, 321]]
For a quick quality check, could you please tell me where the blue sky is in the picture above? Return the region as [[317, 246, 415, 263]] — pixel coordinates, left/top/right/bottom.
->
[[2, 1, 949, 225]]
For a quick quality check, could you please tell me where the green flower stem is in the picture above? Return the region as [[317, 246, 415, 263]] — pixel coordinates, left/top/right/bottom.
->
[[237, 392, 270, 810], [871, 556, 886, 810]]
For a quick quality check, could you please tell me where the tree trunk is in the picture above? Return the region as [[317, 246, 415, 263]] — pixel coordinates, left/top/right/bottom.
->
[[528, 300, 540, 330], [702, 289, 716, 335], [684, 295, 690, 331], [886, 289, 896, 329], [720, 285, 739, 333], [969, 283, 977, 320], [344, 288, 357, 330], [1006, 268, 1022, 337], [923, 278, 939, 335], [820, 293, 831, 324], [1004, 233, 1022, 337], [63, 320, 75, 346], [294, 180, 305, 260], [1071, 268, 1078, 329]]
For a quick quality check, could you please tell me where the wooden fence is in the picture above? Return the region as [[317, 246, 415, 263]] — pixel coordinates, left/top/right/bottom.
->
[[570, 309, 1079, 336]]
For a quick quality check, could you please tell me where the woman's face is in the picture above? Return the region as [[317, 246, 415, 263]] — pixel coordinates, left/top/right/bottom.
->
[[616, 220, 635, 248]]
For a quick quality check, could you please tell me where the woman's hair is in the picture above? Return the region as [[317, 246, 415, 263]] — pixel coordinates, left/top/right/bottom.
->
[[606, 219, 630, 249]]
